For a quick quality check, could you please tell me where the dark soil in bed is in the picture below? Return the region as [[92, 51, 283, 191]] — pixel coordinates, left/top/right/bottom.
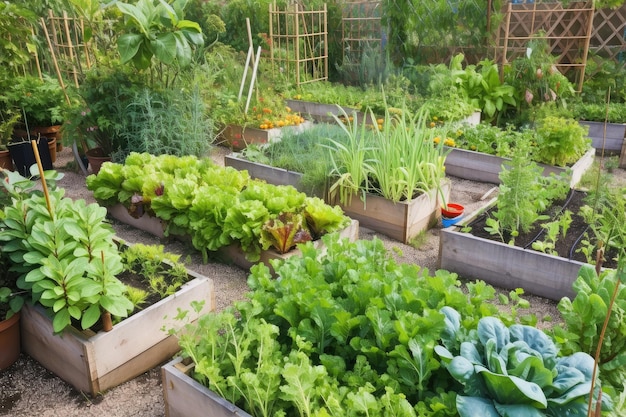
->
[[463, 189, 618, 269]]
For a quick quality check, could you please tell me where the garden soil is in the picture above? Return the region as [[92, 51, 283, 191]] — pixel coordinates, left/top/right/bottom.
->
[[2, 146, 617, 417]]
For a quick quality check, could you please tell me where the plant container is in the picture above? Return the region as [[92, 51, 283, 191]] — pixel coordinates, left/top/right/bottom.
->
[[8, 137, 53, 176], [0, 313, 20, 371], [441, 203, 464, 218], [86, 147, 111, 175], [578, 121, 626, 153], [224, 152, 304, 191], [217, 121, 313, 151], [20, 267, 215, 396], [162, 356, 252, 417], [438, 199, 582, 301], [107, 204, 359, 272], [337, 180, 450, 244], [285, 99, 374, 124], [0, 150, 13, 170], [444, 147, 595, 187]]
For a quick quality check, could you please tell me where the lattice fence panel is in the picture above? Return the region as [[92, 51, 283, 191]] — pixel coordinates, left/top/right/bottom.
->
[[341, 1, 382, 63], [589, 4, 626, 65], [269, 2, 328, 86], [495, 1, 594, 91]]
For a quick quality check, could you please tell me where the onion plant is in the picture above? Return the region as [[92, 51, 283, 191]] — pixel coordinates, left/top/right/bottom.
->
[[323, 108, 376, 205], [324, 105, 448, 205], [368, 106, 447, 202]]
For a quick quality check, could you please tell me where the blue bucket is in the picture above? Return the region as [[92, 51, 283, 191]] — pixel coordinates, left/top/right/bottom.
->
[[442, 215, 463, 228]]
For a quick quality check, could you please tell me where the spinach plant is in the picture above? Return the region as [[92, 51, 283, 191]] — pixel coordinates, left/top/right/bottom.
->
[[436, 308, 610, 416]]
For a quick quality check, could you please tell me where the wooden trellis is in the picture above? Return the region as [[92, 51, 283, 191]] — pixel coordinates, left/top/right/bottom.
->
[[589, 4, 626, 65], [341, 1, 382, 65], [39, 10, 93, 91], [268, 2, 328, 86], [495, 1, 595, 92]]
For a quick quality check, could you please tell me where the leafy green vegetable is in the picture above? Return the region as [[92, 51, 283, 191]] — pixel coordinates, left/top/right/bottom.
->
[[436, 309, 610, 417], [177, 235, 525, 416], [87, 153, 351, 262]]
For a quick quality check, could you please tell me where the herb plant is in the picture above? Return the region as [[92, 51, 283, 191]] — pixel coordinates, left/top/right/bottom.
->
[[534, 116, 590, 167], [486, 145, 569, 243], [553, 263, 626, 396], [0, 188, 133, 333]]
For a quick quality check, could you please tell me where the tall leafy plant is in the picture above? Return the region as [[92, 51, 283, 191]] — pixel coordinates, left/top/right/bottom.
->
[[0, 187, 133, 333], [116, 0, 204, 82]]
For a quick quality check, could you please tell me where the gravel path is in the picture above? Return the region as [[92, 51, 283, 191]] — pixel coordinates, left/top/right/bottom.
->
[[0, 145, 562, 416]]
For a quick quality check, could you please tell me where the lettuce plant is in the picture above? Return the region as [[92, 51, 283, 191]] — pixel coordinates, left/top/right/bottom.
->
[[87, 152, 351, 262], [435, 308, 610, 417]]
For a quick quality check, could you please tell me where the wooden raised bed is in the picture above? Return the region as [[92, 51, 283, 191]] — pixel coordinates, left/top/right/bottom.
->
[[107, 204, 359, 271], [216, 121, 314, 151], [337, 180, 450, 244], [163, 356, 252, 417], [20, 268, 215, 396], [578, 121, 626, 154], [225, 154, 451, 243], [438, 201, 581, 301], [285, 99, 370, 123], [224, 153, 303, 191], [444, 147, 595, 187]]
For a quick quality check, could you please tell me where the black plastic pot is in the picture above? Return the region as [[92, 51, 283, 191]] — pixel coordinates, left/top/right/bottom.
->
[[8, 137, 52, 176]]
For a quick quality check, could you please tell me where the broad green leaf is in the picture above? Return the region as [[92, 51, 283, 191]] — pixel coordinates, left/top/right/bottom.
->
[[456, 396, 499, 417], [478, 367, 547, 408], [52, 308, 71, 333], [118, 33, 144, 64]]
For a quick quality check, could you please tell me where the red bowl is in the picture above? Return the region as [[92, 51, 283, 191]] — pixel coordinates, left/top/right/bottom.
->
[[442, 203, 464, 218]]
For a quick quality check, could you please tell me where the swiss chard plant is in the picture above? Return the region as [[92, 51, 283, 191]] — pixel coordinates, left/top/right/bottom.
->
[[435, 308, 611, 417], [177, 234, 536, 417]]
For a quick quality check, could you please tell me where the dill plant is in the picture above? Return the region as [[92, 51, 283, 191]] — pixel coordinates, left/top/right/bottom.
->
[[486, 143, 569, 243]]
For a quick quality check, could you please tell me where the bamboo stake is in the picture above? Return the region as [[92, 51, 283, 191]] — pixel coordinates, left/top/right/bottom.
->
[[244, 46, 262, 115], [40, 17, 71, 106], [100, 251, 113, 332], [237, 18, 254, 102], [62, 11, 80, 88], [31, 139, 53, 219]]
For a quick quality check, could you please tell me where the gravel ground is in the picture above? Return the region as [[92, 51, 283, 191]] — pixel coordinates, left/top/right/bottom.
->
[[0, 145, 566, 416]]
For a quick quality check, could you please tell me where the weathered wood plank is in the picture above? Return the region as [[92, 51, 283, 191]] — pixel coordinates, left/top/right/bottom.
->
[[438, 228, 582, 300], [163, 357, 252, 417]]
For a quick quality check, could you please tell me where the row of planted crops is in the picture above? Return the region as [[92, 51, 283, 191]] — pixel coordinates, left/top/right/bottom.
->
[[2, 0, 626, 415]]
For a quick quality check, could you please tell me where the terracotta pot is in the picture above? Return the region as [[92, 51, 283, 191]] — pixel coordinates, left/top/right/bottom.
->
[[0, 312, 21, 370], [85, 147, 111, 175], [441, 203, 465, 218], [0, 149, 13, 170]]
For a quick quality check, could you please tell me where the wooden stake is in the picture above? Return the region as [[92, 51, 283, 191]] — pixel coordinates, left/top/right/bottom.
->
[[31, 139, 53, 219]]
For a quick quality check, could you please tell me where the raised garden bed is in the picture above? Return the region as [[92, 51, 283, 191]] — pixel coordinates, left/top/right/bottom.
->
[[337, 180, 450, 244], [216, 121, 314, 151], [438, 190, 598, 301], [107, 204, 359, 271], [162, 356, 252, 417], [579, 121, 626, 154], [20, 262, 214, 396], [444, 147, 595, 187], [224, 152, 303, 191], [285, 99, 371, 124]]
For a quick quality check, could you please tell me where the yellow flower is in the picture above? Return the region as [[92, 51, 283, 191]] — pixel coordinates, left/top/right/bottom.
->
[[433, 136, 441, 144], [430, 122, 436, 128]]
